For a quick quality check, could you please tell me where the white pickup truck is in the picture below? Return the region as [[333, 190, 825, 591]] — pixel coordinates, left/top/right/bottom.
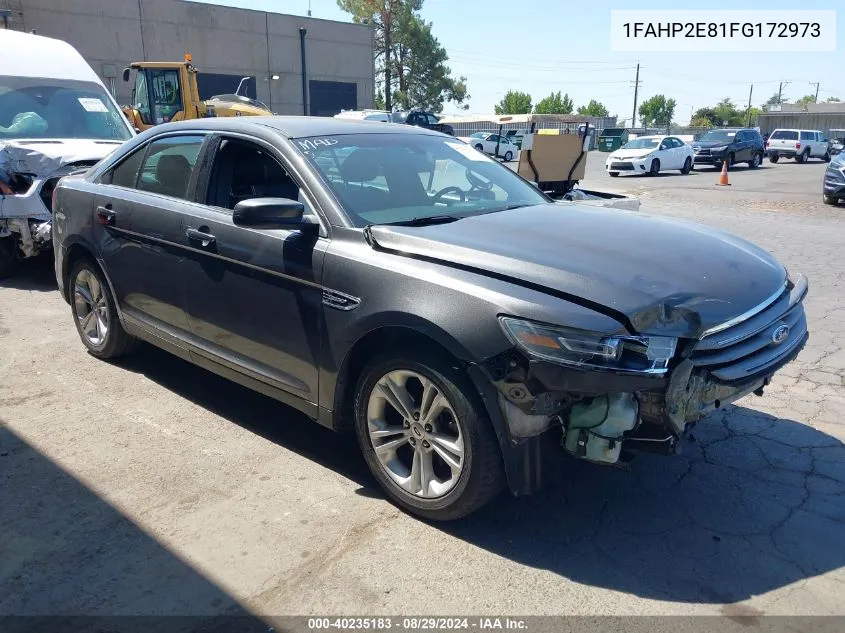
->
[[766, 129, 831, 163]]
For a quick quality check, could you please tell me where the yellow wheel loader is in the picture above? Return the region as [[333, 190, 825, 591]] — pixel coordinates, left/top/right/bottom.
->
[[121, 54, 272, 132]]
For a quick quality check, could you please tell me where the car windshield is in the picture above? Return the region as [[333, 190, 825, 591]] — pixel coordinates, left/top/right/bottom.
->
[[469, 132, 488, 139], [770, 130, 799, 140], [622, 138, 660, 150], [296, 133, 548, 227], [699, 130, 737, 142], [0, 76, 132, 141]]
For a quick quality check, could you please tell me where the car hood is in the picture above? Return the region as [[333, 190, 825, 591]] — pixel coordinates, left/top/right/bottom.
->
[[0, 138, 122, 179], [692, 140, 731, 148], [610, 148, 656, 159], [367, 204, 786, 339]]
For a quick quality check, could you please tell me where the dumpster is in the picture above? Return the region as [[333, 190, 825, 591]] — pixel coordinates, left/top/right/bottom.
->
[[598, 128, 629, 152]]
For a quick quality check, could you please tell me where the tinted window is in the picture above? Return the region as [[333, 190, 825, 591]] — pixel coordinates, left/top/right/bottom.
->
[[296, 133, 547, 227], [671, 138, 684, 148], [109, 146, 145, 188], [136, 135, 204, 199], [207, 138, 301, 211], [426, 114, 440, 125], [800, 131, 815, 140], [771, 130, 799, 140]]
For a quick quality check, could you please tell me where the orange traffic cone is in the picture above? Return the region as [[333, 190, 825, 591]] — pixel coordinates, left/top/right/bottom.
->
[[717, 160, 730, 186]]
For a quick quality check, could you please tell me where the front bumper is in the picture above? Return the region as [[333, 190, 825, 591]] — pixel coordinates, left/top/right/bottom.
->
[[0, 175, 59, 258], [693, 150, 728, 164], [605, 156, 651, 173], [475, 275, 810, 495], [823, 167, 845, 197]]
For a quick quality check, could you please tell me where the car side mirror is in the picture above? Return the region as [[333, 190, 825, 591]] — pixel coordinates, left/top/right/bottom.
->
[[233, 197, 318, 235], [122, 67, 131, 82]]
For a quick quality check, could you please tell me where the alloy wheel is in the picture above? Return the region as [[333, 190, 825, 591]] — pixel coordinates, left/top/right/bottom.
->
[[74, 269, 109, 346], [366, 370, 465, 499]]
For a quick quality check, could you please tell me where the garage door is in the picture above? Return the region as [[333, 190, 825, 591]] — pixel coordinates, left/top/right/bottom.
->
[[309, 80, 357, 117]]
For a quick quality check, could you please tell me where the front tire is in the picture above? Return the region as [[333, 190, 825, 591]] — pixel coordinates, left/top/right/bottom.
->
[[504, 151, 513, 162], [353, 348, 505, 521], [824, 151, 831, 162], [680, 157, 692, 174], [648, 159, 660, 176], [0, 235, 19, 280], [609, 171, 620, 177], [474, 144, 484, 152], [823, 195, 838, 205], [69, 259, 136, 359]]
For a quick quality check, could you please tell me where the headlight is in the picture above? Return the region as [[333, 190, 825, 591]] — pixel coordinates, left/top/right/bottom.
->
[[711, 145, 728, 152], [499, 317, 678, 374], [631, 153, 651, 160]]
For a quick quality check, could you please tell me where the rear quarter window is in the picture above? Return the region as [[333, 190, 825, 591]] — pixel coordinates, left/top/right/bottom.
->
[[800, 131, 815, 140], [771, 130, 799, 140]]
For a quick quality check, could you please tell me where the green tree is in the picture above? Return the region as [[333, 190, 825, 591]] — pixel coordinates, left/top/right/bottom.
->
[[713, 98, 744, 126], [690, 115, 713, 128], [576, 99, 609, 117], [762, 92, 786, 110], [826, 96, 842, 103], [533, 91, 573, 114], [638, 94, 676, 128], [494, 90, 532, 114], [795, 94, 817, 106], [337, 0, 467, 112], [392, 15, 468, 111]]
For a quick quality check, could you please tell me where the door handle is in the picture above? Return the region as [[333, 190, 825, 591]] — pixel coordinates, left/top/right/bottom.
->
[[186, 227, 216, 247], [96, 205, 116, 227]]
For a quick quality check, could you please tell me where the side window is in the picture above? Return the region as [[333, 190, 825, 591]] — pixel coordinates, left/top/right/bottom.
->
[[136, 135, 204, 199], [659, 139, 670, 150], [427, 114, 440, 125], [133, 71, 152, 126], [670, 138, 683, 148], [800, 131, 814, 141], [207, 138, 303, 212], [108, 146, 146, 188]]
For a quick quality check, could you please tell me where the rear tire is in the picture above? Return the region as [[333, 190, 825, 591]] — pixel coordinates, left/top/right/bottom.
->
[[769, 154, 779, 164], [824, 151, 831, 162], [353, 347, 505, 521], [680, 157, 692, 174], [474, 144, 484, 152], [0, 235, 19, 280], [748, 153, 761, 169], [69, 259, 136, 359], [823, 195, 838, 206], [796, 149, 809, 163]]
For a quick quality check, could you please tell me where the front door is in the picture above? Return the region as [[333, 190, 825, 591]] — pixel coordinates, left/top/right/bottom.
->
[[180, 135, 326, 405], [95, 134, 206, 342]]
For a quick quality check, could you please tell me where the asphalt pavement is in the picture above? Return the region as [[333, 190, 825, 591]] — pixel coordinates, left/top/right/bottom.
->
[[1, 153, 843, 622]]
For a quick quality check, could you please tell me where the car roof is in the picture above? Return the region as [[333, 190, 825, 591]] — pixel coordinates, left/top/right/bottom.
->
[[632, 135, 667, 140], [139, 116, 446, 139]]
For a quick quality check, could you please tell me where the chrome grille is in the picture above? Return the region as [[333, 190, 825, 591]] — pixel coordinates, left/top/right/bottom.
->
[[690, 286, 808, 383]]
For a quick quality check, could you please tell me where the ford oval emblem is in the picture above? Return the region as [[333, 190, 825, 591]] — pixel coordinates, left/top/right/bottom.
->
[[772, 324, 790, 345]]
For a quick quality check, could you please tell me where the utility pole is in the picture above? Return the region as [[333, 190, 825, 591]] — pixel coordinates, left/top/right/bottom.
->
[[631, 63, 640, 130], [811, 82, 820, 103], [777, 81, 790, 105], [746, 83, 753, 127]]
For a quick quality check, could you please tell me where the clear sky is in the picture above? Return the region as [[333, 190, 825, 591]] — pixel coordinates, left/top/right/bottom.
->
[[195, 0, 841, 123]]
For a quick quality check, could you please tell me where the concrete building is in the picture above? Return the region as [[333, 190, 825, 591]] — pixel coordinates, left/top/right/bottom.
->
[[0, 0, 375, 115], [758, 102, 845, 136]]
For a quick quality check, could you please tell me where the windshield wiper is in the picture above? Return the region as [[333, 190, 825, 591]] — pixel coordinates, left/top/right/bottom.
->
[[380, 215, 461, 227]]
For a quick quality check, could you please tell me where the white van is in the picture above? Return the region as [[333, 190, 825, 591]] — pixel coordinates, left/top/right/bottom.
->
[[0, 30, 135, 278]]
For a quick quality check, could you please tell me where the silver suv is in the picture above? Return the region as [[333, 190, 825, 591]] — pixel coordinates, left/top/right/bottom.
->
[[766, 129, 831, 163]]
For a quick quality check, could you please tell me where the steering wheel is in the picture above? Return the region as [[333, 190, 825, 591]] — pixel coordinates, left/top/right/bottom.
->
[[465, 168, 494, 191], [432, 186, 466, 205]]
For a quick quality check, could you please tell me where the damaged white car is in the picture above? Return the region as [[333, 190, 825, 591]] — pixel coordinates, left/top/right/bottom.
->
[[0, 30, 134, 278]]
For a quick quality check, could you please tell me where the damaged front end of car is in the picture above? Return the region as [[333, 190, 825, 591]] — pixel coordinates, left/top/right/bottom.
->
[[1, 141, 100, 274], [472, 273, 809, 494]]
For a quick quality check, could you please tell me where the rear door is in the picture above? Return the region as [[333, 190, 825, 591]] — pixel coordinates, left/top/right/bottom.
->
[[734, 131, 749, 161], [94, 133, 207, 346], [769, 130, 798, 153], [180, 133, 327, 406]]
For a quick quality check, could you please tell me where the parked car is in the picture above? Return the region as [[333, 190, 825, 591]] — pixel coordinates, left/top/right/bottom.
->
[[391, 109, 454, 136], [334, 109, 392, 123], [605, 135, 694, 177], [54, 117, 809, 521], [691, 128, 765, 169], [823, 151, 845, 205], [459, 132, 519, 161], [766, 129, 831, 163], [0, 29, 135, 279], [828, 130, 845, 156]]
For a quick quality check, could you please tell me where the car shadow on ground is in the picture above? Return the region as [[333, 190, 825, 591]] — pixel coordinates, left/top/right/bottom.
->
[[109, 344, 845, 606], [0, 422, 270, 629], [0, 254, 57, 293]]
